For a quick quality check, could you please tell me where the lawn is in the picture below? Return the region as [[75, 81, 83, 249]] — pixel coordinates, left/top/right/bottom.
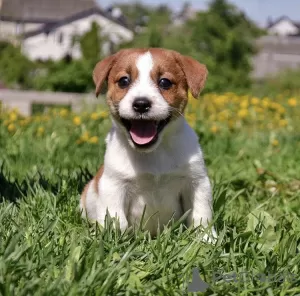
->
[[0, 92, 300, 295]]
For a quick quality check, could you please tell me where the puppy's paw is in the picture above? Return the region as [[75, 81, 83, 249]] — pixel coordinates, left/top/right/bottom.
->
[[201, 227, 218, 244], [118, 218, 129, 233]]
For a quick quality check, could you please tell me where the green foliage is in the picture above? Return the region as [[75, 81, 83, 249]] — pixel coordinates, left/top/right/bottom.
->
[[148, 28, 163, 47], [0, 101, 300, 294], [32, 60, 94, 93], [252, 69, 300, 96], [119, 0, 264, 94], [185, 0, 263, 92], [0, 43, 34, 88], [0, 0, 266, 94], [79, 21, 102, 64]]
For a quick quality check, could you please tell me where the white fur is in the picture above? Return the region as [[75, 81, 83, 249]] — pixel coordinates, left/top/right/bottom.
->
[[83, 117, 216, 238], [82, 51, 216, 240]]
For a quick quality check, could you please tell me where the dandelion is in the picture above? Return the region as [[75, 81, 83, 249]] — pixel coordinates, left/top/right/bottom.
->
[[37, 126, 45, 136], [254, 107, 264, 113], [251, 97, 259, 105], [271, 139, 279, 147], [186, 113, 197, 127], [20, 120, 28, 126], [99, 111, 109, 118], [89, 136, 99, 144], [277, 106, 286, 114], [9, 112, 18, 122], [262, 99, 270, 108], [240, 100, 249, 109], [59, 108, 69, 117], [73, 116, 81, 126], [90, 112, 100, 120], [288, 98, 297, 107], [210, 125, 219, 134], [7, 123, 16, 132], [237, 109, 248, 119], [279, 119, 288, 127], [81, 131, 89, 142]]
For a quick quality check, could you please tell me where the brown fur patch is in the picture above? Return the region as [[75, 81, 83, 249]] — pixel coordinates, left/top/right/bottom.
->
[[81, 180, 92, 210], [93, 165, 104, 194]]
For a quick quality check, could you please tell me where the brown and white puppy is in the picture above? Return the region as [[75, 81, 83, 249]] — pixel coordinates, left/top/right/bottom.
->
[[80, 48, 216, 239]]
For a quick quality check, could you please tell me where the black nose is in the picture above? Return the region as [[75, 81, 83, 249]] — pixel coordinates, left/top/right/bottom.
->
[[132, 97, 151, 113]]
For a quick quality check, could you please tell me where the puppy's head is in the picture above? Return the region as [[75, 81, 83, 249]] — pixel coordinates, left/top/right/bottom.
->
[[93, 48, 207, 152]]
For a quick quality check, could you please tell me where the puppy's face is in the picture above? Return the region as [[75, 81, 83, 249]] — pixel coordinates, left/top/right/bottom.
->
[[93, 48, 207, 152]]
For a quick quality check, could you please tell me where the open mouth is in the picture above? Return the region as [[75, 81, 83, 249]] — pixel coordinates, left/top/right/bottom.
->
[[121, 116, 171, 147]]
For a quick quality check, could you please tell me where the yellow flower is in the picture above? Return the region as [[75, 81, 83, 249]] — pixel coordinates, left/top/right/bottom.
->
[[20, 120, 28, 126], [262, 99, 270, 108], [271, 139, 279, 147], [89, 136, 99, 144], [80, 131, 89, 142], [186, 113, 197, 127], [59, 108, 69, 117], [237, 109, 248, 119], [37, 126, 45, 136], [251, 97, 259, 105], [99, 111, 109, 118], [288, 98, 297, 107], [218, 110, 230, 121], [7, 123, 16, 132], [73, 116, 81, 126], [279, 119, 288, 127], [254, 107, 264, 113], [277, 106, 286, 114], [210, 125, 219, 134], [90, 112, 100, 120], [9, 112, 18, 122], [240, 100, 249, 109]]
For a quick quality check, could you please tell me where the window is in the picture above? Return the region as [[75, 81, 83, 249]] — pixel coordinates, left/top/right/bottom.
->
[[58, 32, 64, 44]]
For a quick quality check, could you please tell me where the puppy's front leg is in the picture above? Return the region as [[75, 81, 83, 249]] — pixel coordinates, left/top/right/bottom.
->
[[97, 174, 128, 232], [182, 176, 217, 238]]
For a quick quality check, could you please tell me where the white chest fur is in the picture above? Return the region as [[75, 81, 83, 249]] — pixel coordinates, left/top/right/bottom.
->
[[98, 117, 209, 233]]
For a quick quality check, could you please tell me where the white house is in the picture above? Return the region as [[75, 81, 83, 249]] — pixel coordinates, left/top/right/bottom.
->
[[267, 16, 300, 36], [0, 0, 98, 42], [22, 8, 133, 61]]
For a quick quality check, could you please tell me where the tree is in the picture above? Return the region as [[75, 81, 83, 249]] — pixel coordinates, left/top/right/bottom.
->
[[185, 0, 264, 92], [79, 22, 102, 64], [0, 43, 34, 88]]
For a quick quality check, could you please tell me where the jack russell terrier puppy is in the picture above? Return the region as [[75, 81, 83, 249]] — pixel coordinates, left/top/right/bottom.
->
[[80, 48, 216, 238]]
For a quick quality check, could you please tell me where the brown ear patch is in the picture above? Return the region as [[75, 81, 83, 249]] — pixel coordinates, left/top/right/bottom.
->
[[93, 55, 117, 97], [174, 53, 208, 99]]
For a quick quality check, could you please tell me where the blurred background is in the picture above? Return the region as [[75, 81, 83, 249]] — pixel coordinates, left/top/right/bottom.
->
[[1, 0, 300, 96], [0, 0, 299, 144]]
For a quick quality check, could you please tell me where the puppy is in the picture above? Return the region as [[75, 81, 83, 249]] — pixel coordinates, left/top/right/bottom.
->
[[80, 48, 216, 238]]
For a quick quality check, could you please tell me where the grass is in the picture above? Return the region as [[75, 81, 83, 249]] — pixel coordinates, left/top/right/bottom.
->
[[0, 93, 300, 295]]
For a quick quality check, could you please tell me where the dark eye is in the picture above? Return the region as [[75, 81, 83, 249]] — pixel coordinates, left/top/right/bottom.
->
[[118, 77, 130, 89], [158, 78, 172, 90]]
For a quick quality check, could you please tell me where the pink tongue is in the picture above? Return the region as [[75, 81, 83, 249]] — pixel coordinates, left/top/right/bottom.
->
[[129, 120, 157, 145]]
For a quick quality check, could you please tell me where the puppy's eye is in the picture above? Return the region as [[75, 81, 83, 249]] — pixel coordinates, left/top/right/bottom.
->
[[158, 78, 172, 90], [118, 77, 131, 89]]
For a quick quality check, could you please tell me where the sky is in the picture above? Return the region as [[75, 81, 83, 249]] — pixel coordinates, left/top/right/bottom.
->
[[98, 0, 300, 27]]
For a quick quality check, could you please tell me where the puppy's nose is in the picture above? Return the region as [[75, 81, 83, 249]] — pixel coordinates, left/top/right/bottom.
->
[[132, 97, 151, 113]]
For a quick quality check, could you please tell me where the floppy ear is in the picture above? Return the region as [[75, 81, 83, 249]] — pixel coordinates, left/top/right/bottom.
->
[[175, 53, 208, 99], [93, 54, 116, 97]]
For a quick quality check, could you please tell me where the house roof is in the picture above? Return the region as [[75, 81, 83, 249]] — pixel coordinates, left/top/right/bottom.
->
[[23, 7, 131, 39], [0, 0, 98, 23], [267, 16, 300, 30]]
